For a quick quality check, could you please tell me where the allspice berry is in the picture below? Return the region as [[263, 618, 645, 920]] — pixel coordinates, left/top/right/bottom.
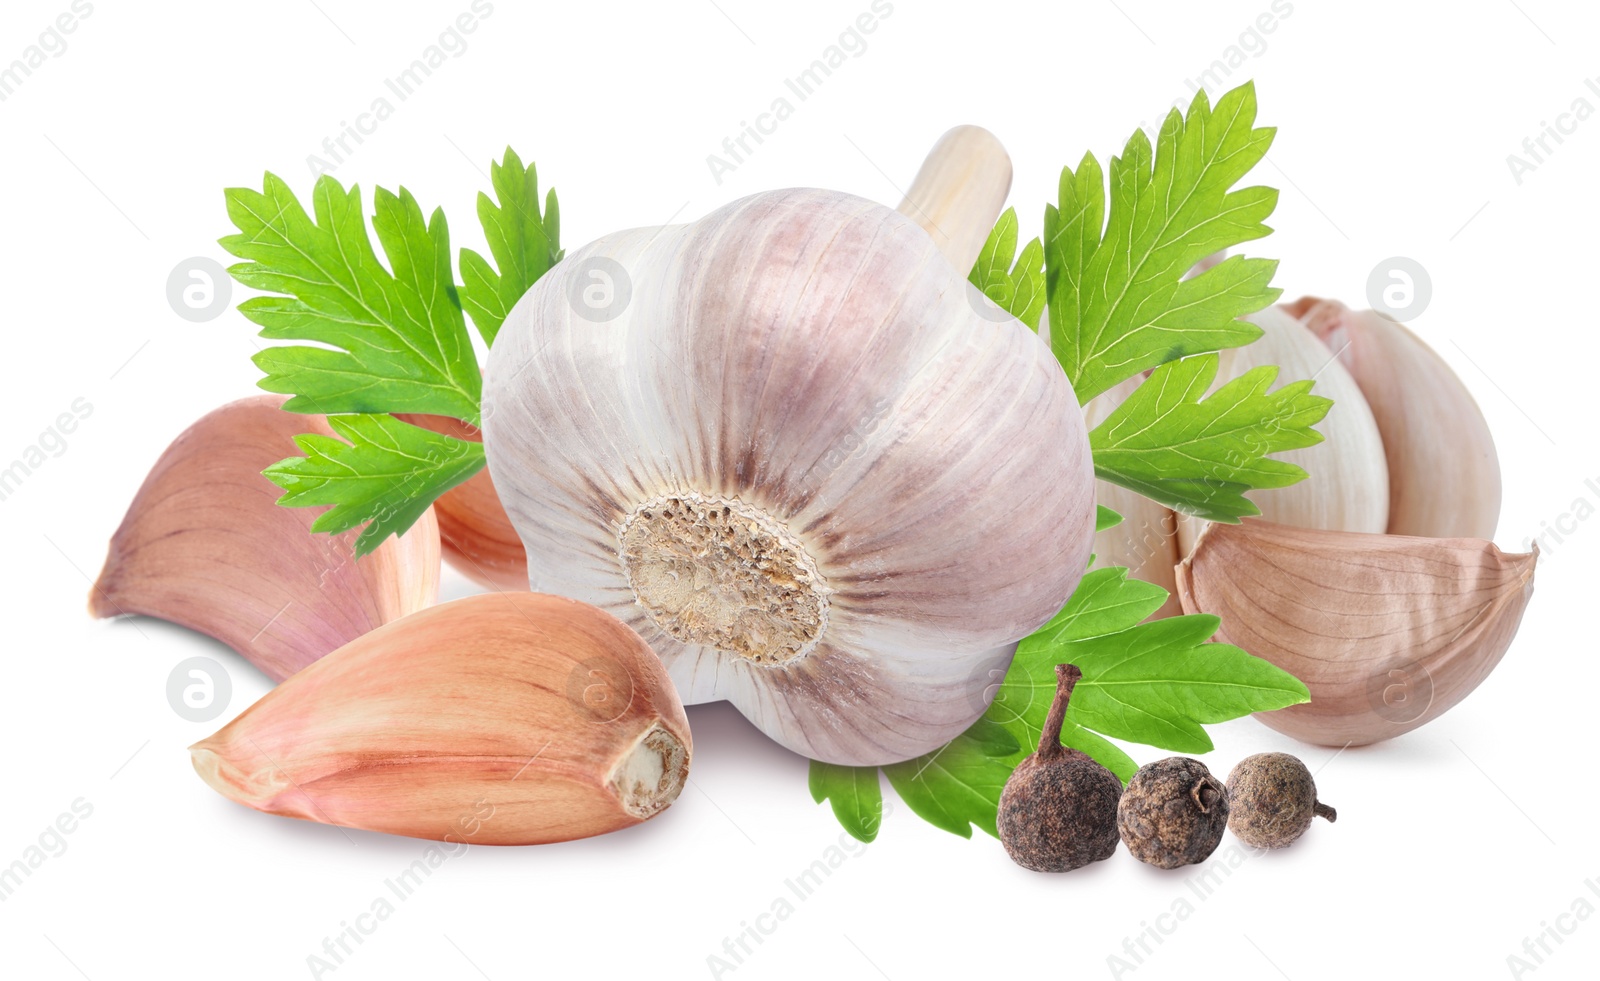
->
[[996, 664, 1123, 872], [1226, 752, 1337, 849], [1117, 757, 1229, 869]]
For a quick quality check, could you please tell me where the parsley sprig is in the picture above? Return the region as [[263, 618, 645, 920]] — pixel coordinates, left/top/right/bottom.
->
[[220, 149, 560, 554]]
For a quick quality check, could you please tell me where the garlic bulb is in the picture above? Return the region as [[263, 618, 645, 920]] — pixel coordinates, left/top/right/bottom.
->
[[1083, 376, 1182, 619], [92, 396, 440, 681], [1175, 306, 1390, 555], [484, 188, 1095, 766], [1290, 297, 1501, 540]]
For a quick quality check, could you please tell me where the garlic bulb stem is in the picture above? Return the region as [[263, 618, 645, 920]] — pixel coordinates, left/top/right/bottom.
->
[[894, 125, 1012, 271]]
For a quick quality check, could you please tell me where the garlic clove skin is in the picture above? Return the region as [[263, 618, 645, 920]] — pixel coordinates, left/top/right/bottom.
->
[[395, 414, 527, 591], [91, 396, 440, 681], [1083, 377, 1182, 619], [1175, 519, 1536, 746], [485, 188, 1096, 767], [1289, 296, 1502, 540], [191, 593, 690, 844], [1175, 306, 1390, 556]]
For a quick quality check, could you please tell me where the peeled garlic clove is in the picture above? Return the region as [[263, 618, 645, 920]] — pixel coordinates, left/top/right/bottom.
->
[[191, 593, 690, 843], [1175, 519, 1536, 746], [485, 188, 1095, 767], [91, 396, 440, 681], [395, 413, 527, 591], [1290, 296, 1502, 540], [1175, 306, 1390, 556], [1084, 377, 1182, 619]]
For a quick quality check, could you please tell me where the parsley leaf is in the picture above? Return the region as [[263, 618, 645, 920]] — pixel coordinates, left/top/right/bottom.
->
[[992, 567, 1306, 764], [808, 763, 885, 843], [223, 175, 483, 424], [968, 207, 1046, 330], [1044, 81, 1280, 403], [263, 414, 485, 555], [882, 725, 1016, 840], [1089, 355, 1333, 521], [459, 148, 563, 345]]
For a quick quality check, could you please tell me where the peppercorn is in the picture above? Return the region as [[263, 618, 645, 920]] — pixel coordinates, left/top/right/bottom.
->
[[1117, 757, 1229, 868], [996, 664, 1122, 872], [1226, 752, 1337, 849]]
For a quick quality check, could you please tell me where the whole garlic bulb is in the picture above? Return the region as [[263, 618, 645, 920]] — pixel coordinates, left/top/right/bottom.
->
[[484, 188, 1096, 766]]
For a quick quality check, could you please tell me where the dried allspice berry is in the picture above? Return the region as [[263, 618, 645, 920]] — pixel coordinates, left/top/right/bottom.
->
[[1117, 757, 1229, 869], [996, 664, 1122, 872], [1226, 752, 1337, 849]]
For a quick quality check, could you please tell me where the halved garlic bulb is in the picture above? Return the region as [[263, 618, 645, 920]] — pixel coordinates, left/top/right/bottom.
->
[[484, 188, 1096, 766]]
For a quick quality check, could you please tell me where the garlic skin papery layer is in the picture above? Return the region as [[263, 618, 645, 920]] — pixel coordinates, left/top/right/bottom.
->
[[485, 188, 1096, 767]]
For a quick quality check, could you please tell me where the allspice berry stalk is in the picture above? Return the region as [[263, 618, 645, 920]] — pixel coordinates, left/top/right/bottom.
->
[[996, 664, 1123, 872], [191, 593, 691, 844]]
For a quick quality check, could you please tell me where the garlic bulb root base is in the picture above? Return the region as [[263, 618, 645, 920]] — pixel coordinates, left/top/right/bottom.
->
[[618, 492, 829, 665]]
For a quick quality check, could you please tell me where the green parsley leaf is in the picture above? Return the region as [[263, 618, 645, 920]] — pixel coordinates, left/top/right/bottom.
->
[[1044, 81, 1281, 403], [222, 175, 483, 424], [808, 762, 885, 843], [992, 567, 1307, 761], [968, 207, 1046, 330], [882, 726, 1015, 840], [1038, 614, 1311, 753], [263, 414, 484, 555], [459, 148, 563, 345], [1089, 355, 1333, 521], [1096, 505, 1123, 533]]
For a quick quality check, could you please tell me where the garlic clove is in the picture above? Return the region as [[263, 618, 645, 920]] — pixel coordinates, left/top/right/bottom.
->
[[1174, 519, 1536, 746], [894, 125, 1012, 273], [395, 413, 527, 591], [91, 395, 440, 681], [1175, 306, 1390, 556], [1289, 296, 1502, 540], [485, 188, 1096, 767], [190, 592, 690, 844], [1083, 377, 1182, 619]]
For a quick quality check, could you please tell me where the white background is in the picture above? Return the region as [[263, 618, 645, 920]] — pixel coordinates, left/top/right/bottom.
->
[[1, 1, 1596, 979]]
